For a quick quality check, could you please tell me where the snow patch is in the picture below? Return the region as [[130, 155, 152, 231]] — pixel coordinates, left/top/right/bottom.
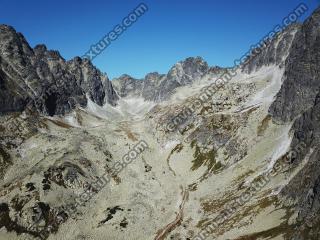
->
[[114, 97, 156, 119], [85, 96, 123, 120], [63, 113, 80, 128], [266, 125, 293, 172], [244, 123, 293, 187], [162, 140, 181, 150], [243, 66, 284, 107]]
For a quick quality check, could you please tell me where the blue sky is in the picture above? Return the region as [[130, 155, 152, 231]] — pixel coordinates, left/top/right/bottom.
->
[[0, 0, 319, 79]]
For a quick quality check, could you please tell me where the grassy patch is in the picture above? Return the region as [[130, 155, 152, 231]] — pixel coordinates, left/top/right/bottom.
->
[[172, 143, 183, 154], [190, 140, 218, 171]]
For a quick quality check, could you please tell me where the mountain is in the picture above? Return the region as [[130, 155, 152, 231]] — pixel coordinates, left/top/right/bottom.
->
[[112, 57, 216, 101], [270, 8, 320, 122], [0, 25, 118, 116], [269, 8, 320, 237], [0, 6, 320, 240]]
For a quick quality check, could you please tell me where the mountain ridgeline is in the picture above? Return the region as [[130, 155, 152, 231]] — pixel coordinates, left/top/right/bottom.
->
[[0, 6, 320, 240], [0, 13, 313, 116], [0, 25, 118, 116]]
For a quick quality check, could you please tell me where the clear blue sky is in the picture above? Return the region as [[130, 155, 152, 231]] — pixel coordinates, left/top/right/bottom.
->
[[0, 0, 319, 79]]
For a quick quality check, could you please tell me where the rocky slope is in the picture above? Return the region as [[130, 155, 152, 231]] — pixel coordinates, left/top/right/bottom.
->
[[0, 25, 118, 116], [0, 6, 320, 240]]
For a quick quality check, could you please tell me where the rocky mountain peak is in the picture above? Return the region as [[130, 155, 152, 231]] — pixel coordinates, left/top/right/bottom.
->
[[112, 57, 210, 101], [167, 56, 209, 84], [112, 74, 142, 98], [0, 24, 33, 58], [0, 25, 118, 115], [118, 74, 137, 81], [34, 44, 47, 53], [145, 72, 163, 81]]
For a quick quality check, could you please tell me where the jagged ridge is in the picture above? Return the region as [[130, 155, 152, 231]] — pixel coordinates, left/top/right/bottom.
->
[[0, 25, 118, 116]]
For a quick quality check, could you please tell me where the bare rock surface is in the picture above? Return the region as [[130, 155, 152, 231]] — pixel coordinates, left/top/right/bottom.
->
[[0, 25, 118, 116]]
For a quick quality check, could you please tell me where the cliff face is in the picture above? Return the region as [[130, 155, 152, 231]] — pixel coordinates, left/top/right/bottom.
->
[[242, 24, 300, 74], [0, 25, 118, 116], [279, 93, 320, 239], [238, 10, 320, 232], [269, 8, 320, 122], [267, 8, 320, 239]]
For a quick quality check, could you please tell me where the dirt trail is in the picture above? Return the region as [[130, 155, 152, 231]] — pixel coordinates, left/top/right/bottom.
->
[[154, 187, 189, 240]]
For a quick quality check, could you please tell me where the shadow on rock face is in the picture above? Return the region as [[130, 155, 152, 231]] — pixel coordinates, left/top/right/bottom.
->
[[45, 93, 58, 116]]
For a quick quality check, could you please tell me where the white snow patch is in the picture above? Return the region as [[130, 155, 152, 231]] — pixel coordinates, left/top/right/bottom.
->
[[163, 75, 220, 105], [244, 123, 293, 186], [43, 114, 80, 128], [84, 95, 155, 121], [85, 96, 123, 120], [243, 66, 284, 107], [114, 97, 156, 119], [162, 140, 181, 150], [63, 113, 80, 128], [266, 126, 293, 172]]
